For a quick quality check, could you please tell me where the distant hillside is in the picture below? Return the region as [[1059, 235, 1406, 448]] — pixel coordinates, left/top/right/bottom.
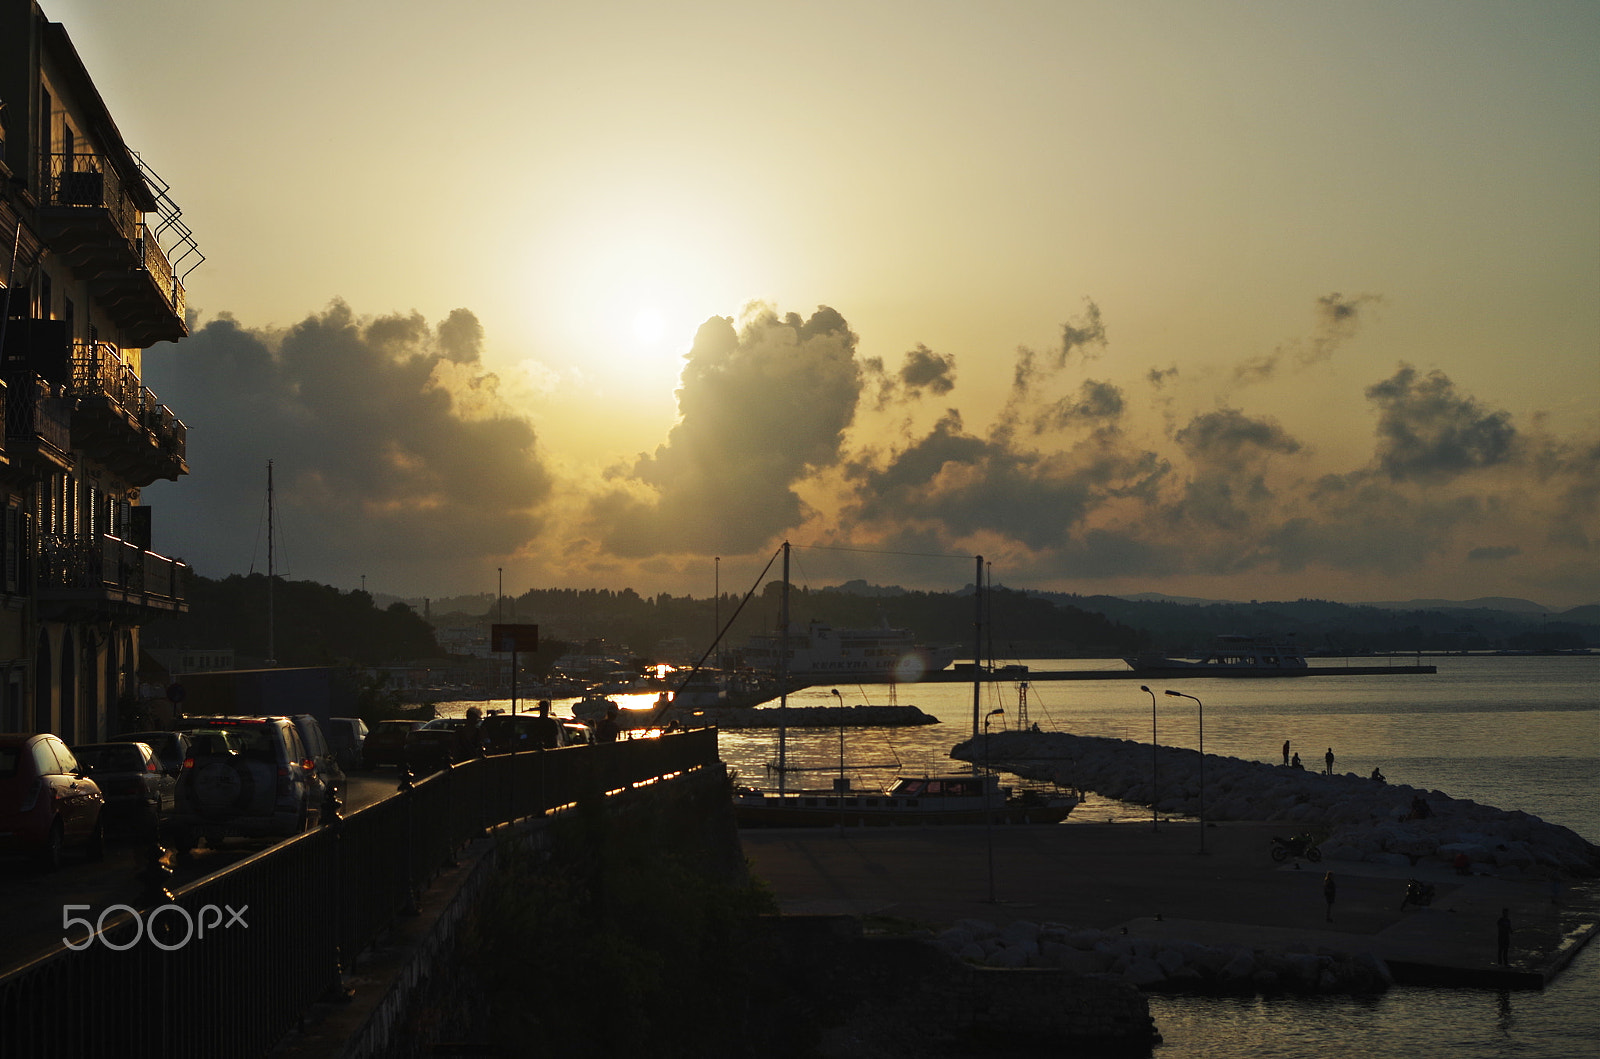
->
[[1362, 597, 1551, 615], [1028, 592, 1598, 654]]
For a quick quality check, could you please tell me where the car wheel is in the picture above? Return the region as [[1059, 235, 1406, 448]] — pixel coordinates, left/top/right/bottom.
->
[[85, 814, 106, 862], [37, 819, 64, 872]]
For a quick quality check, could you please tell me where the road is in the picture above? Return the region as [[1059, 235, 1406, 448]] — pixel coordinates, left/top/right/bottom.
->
[[0, 769, 402, 975]]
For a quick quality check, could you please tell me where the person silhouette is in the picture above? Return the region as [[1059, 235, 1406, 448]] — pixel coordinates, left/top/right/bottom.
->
[[1291, 752, 1302, 769], [1324, 747, 1335, 775], [1282, 740, 1290, 765]]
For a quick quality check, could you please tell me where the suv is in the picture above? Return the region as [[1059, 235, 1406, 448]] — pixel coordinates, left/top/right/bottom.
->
[[109, 729, 191, 777], [169, 717, 321, 849]]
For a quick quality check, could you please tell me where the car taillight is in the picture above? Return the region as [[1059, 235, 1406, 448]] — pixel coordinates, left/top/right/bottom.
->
[[182, 757, 196, 771], [302, 758, 315, 772], [146, 761, 159, 773]]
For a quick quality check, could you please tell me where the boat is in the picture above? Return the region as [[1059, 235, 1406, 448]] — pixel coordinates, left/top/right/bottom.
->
[[740, 618, 960, 682], [732, 772, 1077, 827], [1124, 635, 1309, 674]]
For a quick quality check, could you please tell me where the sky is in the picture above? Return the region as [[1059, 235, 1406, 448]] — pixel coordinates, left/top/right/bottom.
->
[[42, 0, 1600, 608]]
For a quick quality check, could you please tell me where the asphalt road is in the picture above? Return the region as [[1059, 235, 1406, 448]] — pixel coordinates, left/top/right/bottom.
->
[[0, 770, 402, 974]]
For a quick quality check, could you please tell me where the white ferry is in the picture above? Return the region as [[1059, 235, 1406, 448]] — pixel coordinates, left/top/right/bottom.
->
[[740, 619, 960, 682]]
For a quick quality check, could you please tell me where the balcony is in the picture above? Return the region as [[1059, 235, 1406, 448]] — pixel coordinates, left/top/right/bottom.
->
[[34, 153, 188, 347], [68, 340, 187, 485], [2, 371, 73, 475], [35, 533, 189, 621]]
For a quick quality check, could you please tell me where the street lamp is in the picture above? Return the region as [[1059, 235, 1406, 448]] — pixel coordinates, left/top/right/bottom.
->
[[1140, 686, 1158, 831], [1164, 690, 1205, 853], [984, 707, 1005, 902]]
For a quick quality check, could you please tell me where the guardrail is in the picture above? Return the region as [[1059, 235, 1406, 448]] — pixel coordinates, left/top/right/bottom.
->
[[0, 729, 720, 1058]]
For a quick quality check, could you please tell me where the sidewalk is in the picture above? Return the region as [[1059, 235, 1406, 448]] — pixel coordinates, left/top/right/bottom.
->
[[738, 820, 1597, 987]]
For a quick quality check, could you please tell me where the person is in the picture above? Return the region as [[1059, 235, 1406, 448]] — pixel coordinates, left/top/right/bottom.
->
[[1324, 747, 1335, 775], [1282, 740, 1291, 766], [528, 698, 561, 749], [1291, 752, 1302, 769], [458, 705, 485, 759], [1370, 766, 1385, 783], [1323, 872, 1337, 922], [597, 703, 622, 743], [1496, 908, 1512, 965]]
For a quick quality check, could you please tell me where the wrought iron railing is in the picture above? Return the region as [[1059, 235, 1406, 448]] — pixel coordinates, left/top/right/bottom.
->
[[35, 532, 189, 604], [0, 730, 721, 1058], [67, 341, 188, 460], [41, 152, 140, 243], [2, 372, 71, 453]]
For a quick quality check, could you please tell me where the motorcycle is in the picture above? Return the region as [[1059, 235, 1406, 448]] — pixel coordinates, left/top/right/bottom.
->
[[1270, 833, 1323, 863], [1400, 879, 1436, 909]]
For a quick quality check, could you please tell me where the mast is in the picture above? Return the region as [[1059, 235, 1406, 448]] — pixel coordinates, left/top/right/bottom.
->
[[778, 541, 790, 796], [265, 460, 277, 666], [971, 554, 982, 742]]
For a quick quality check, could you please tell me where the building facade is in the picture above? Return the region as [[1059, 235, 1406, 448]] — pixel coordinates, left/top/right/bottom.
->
[[0, 1, 195, 739]]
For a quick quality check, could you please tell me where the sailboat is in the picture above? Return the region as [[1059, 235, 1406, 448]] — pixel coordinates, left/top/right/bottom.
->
[[730, 545, 1077, 827]]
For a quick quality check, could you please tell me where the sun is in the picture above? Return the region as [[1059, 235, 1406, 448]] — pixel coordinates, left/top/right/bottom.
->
[[631, 306, 666, 347]]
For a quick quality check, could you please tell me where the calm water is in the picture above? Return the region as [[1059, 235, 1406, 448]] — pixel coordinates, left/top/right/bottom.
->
[[447, 655, 1600, 1057]]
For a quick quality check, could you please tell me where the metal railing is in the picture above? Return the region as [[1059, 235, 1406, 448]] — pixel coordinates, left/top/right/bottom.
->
[[3, 373, 71, 454], [67, 341, 189, 459], [0, 729, 721, 1058], [35, 532, 189, 605], [41, 152, 140, 244]]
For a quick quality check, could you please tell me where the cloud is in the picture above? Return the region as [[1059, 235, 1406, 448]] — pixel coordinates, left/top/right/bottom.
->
[[1467, 545, 1520, 562], [583, 305, 862, 557], [1233, 292, 1380, 386], [141, 302, 551, 586], [864, 343, 957, 411], [1365, 364, 1517, 481]]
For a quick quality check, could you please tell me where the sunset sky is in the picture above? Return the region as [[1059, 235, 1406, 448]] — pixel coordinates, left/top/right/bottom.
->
[[44, 1, 1599, 607]]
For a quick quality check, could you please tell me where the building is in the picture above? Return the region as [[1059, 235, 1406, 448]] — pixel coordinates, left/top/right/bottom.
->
[[0, 1, 196, 739]]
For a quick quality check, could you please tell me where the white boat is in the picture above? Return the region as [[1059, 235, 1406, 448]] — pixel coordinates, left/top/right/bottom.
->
[[1124, 635, 1309, 674], [740, 618, 959, 682], [732, 772, 1077, 827]]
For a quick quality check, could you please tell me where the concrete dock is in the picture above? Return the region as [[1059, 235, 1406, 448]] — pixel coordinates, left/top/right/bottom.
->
[[739, 818, 1596, 988]]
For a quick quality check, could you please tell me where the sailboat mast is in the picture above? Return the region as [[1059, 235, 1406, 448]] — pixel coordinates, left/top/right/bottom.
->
[[778, 541, 790, 796], [971, 554, 982, 741], [266, 460, 276, 666]]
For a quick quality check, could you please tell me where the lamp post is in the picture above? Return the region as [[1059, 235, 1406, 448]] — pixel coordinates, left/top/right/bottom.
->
[[1141, 685, 1158, 831], [984, 706, 1005, 902], [1164, 690, 1205, 853]]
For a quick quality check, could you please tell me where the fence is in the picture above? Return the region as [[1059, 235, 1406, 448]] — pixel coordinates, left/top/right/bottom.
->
[[0, 728, 720, 1058]]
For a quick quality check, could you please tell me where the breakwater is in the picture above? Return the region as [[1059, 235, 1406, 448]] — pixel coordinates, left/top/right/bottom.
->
[[952, 730, 1600, 875]]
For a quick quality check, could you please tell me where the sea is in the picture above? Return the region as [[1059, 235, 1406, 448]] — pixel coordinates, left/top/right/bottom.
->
[[439, 653, 1599, 1058]]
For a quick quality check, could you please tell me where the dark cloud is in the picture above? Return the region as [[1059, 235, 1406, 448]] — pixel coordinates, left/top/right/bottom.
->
[[1233, 292, 1380, 386], [1174, 408, 1302, 461], [585, 305, 861, 556], [1013, 300, 1106, 395], [1034, 379, 1125, 433], [1365, 364, 1517, 481], [864, 344, 957, 411], [141, 302, 551, 589]]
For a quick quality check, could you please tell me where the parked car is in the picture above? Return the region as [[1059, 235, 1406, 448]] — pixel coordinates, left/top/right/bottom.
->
[[169, 717, 321, 850], [482, 712, 567, 753], [560, 722, 594, 747], [326, 717, 368, 770], [363, 719, 424, 768], [406, 722, 463, 775], [69, 741, 174, 837], [108, 729, 191, 777], [286, 714, 346, 806], [0, 733, 105, 869]]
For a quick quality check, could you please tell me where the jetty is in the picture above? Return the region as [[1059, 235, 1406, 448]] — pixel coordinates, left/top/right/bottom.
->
[[917, 663, 1436, 682]]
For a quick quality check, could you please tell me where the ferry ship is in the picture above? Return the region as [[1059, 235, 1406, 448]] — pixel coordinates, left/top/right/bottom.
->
[[1124, 635, 1310, 675], [740, 620, 959, 682]]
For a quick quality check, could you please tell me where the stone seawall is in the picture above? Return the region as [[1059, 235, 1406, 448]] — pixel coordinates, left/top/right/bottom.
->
[[954, 731, 1600, 876]]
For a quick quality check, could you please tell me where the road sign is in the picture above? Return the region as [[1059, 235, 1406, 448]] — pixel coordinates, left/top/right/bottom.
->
[[491, 623, 539, 653]]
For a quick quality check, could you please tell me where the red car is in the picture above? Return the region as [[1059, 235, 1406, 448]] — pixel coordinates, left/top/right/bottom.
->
[[0, 733, 106, 869]]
